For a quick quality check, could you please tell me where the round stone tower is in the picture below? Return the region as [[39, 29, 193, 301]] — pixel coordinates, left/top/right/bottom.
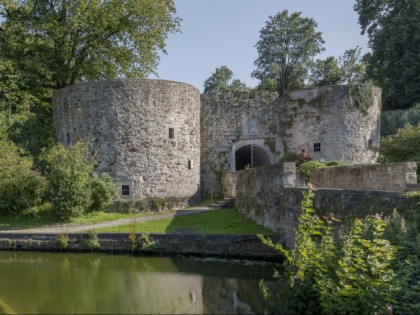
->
[[52, 79, 201, 203]]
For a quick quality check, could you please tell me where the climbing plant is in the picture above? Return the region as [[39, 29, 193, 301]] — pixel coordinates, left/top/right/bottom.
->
[[347, 83, 374, 115]]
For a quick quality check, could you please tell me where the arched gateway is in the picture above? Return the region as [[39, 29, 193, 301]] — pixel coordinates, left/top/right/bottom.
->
[[235, 144, 272, 171]]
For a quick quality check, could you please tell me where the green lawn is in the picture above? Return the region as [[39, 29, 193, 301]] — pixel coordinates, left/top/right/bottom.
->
[[96, 208, 276, 235], [0, 211, 146, 230]]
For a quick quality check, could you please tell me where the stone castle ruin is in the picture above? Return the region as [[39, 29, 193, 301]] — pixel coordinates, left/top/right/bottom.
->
[[52, 79, 382, 204]]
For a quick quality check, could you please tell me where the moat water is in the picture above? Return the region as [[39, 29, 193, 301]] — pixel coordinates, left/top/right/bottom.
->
[[0, 251, 278, 314]]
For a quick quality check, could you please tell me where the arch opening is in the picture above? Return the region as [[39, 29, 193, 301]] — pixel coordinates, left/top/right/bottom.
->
[[235, 145, 272, 171]]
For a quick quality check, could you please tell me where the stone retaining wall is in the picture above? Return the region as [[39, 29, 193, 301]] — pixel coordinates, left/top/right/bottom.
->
[[310, 162, 418, 192], [236, 165, 417, 248], [0, 233, 282, 261]]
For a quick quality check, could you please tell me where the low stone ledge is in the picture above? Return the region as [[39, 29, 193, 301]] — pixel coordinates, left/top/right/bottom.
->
[[0, 233, 283, 261]]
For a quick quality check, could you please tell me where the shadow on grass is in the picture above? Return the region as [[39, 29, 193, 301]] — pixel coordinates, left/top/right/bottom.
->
[[164, 208, 275, 235]]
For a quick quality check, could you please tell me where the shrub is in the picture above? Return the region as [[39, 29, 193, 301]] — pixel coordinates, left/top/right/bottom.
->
[[139, 232, 159, 251], [89, 172, 118, 212], [84, 229, 100, 251], [260, 190, 398, 314], [325, 160, 346, 167], [134, 199, 148, 212], [297, 161, 327, 183], [41, 141, 95, 221], [379, 124, 420, 182], [149, 197, 165, 212], [56, 233, 69, 250], [0, 141, 46, 215]]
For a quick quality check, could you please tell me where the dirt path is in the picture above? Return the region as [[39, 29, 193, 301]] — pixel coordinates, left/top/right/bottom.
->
[[0, 207, 219, 234]]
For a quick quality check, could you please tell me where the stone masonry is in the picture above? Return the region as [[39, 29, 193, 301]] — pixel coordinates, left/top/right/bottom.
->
[[201, 85, 382, 196], [53, 80, 382, 203], [53, 79, 201, 203]]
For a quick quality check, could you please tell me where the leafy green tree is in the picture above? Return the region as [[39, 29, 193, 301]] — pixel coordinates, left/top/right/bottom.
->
[[203, 66, 249, 94], [309, 56, 342, 86], [0, 141, 46, 215], [252, 10, 324, 95], [339, 46, 366, 84], [354, 0, 420, 110], [41, 141, 95, 221], [0, 0, 181, 89], [309, 47, 366, 87], [0, 0, 180, 155]]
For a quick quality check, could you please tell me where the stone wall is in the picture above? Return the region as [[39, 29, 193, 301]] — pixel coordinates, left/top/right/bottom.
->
[[310, 162, 418, 192], [236, 165, 416, 248], [0, 233, 282, 261], [200, 91, 278, 196], [53, 79, 201, 203], [200, 85, 382, 196]]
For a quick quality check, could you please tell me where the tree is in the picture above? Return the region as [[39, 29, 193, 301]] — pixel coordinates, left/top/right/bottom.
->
[[0, 0, 181, 90], [203, 66, 249, 94], [339, 46, 366, 84], [309, 47, 367, 87], [0, 0, 180, 156], [354, 0, 420, 110], [309, 56, 341, 86], [252, 10, 324, 95]]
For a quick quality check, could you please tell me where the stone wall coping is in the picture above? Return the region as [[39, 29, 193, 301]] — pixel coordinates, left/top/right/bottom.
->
[[53, 78, 200, 94]]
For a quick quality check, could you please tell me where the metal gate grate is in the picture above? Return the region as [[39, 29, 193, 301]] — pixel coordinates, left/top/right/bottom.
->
[[235, 145, 271, 171]]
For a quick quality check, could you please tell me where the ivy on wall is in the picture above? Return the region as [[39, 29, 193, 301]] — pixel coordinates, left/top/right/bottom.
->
[[347, 83, 373, 115]]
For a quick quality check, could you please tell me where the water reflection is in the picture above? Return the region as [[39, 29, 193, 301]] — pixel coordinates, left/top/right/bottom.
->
[[0, 251, 277, 314]]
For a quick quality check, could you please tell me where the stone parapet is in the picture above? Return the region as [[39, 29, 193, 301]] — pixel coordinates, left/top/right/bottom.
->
[[310, 162, 418, 192]]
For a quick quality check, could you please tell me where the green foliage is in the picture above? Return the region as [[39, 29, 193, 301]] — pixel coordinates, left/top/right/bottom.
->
[[260, 190, 398, 314], [309, 56, 342, 86], [252, 10, 325, 95], [203, 66, 249, 94], [325, 160, 346, 167], [379, 124, 420, 182], [0, 0, 180, 157], [354, 0, 420, 110], [379, 124, 420, 163], [297, 161, 327, 183], [84, 230, 100, 251], [0, 141, 46, 215], [89, 173, 118, 212], [338, 46, 367, 84], [0, 0, 181, 88], [41, 141, 95, 221], [148, 197, 166, 212], [381, 107, 420, 137], [138, 232, 159, 251], [347, 83, 374, 115], [56, 233, 69, 250]]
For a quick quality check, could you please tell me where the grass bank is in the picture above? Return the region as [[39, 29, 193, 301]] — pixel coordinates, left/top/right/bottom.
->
[[0, 211, 146, 231], [96, 208, 275, 235]]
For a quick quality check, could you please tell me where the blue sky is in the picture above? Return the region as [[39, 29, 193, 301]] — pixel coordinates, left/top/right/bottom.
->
[[151, 0, 369, 92]]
